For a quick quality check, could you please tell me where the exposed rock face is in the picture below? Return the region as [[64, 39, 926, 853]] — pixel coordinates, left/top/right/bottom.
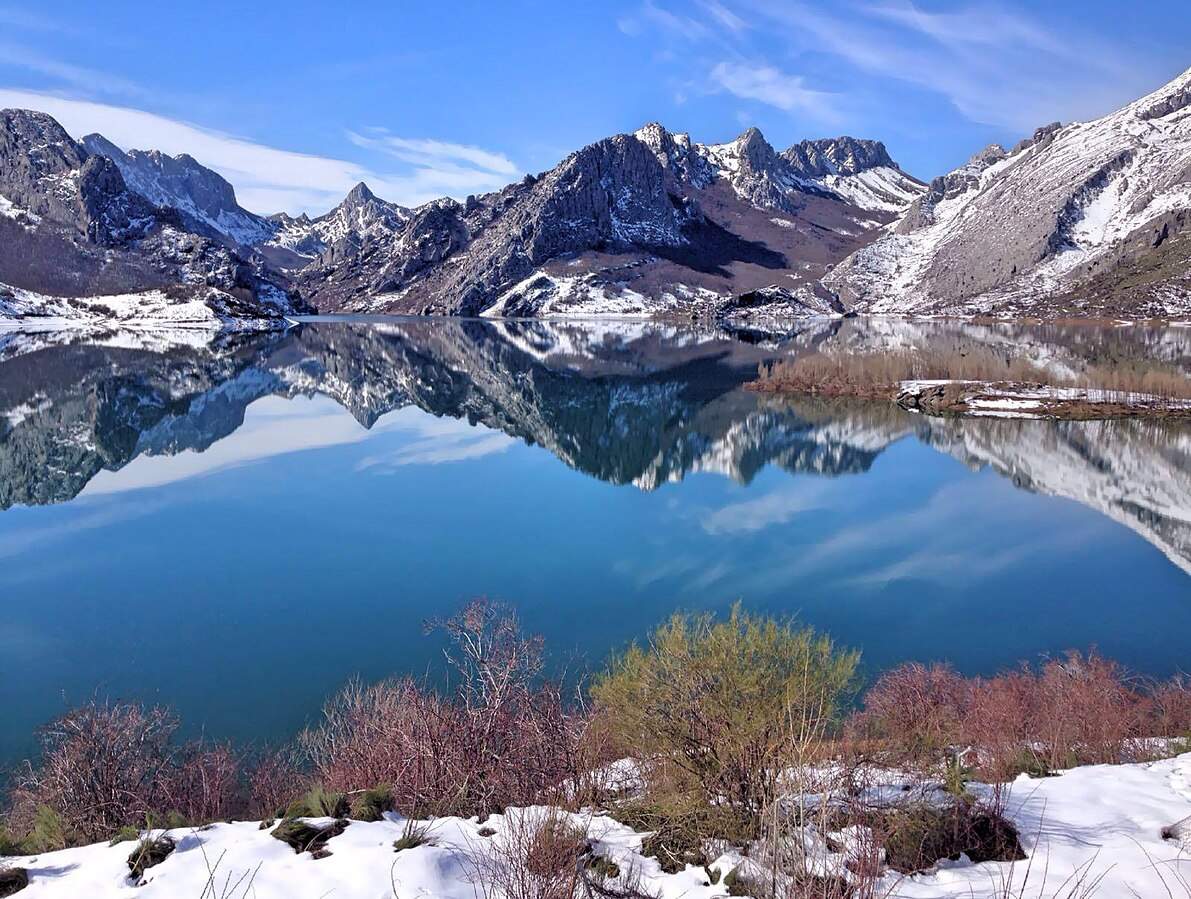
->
[[79, 133, 275, 245], [0, 109, 298, 313], [783, 137, 896, 177], [295, 124, 923, 316], [826, 67, 1191, 318], [263, 181, 410, 269]]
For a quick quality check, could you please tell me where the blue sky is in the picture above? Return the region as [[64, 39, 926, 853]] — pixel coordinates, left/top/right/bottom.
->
[[1, 1, 1188, 215]]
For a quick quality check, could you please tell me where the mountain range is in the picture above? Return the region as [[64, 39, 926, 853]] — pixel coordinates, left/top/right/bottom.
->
[[1, 65, 1189, 324]]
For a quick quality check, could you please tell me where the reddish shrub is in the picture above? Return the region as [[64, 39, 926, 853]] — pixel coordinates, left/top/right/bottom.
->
[[1149, 676, 1191, 740], [853, 651, 1187, 781], [165, 743, 243, 824], [301, 599, 597, 818], [1031, 651, 1143, 768], [853, 662, 967, 762], [11, 701, 181, 843], [245, 746, 307, 820]]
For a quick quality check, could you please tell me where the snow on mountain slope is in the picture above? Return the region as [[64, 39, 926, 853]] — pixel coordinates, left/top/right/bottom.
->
[[826, 67, 1191, 317], [263, 182, 410, 267], [79, 133, 275, 246]]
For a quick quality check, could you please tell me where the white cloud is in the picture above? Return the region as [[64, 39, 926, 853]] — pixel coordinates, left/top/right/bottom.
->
[[698, 0, 749, 34], [701, 483, 826, 534], [351, 132, 517, 176], [0, 43, 143, 96], [738, 0, 1151, 133], [710, 61, 841, 123], [355, 411, 514, 471], [0, 88, 519, 215]]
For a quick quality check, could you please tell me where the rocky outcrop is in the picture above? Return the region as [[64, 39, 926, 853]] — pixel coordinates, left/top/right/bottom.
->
[[826, 67, 1191, 318], [0, 108, 300, 315], [263, 181, 410, 269], [80, 133, 275, 245]]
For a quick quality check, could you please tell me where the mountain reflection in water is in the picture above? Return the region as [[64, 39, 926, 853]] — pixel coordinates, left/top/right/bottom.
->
[[2, 316, 1189, 572]]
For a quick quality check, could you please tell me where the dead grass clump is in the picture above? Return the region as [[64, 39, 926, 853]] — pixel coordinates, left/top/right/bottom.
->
[[126, 835, 175, 882], [751, 348, 1051, 399], [616, 797, 753, 874], [393, 818, 435, 852], [0, 867, 29, 897], [876, 801, 1023, 875], [270, 818, 348, 855]]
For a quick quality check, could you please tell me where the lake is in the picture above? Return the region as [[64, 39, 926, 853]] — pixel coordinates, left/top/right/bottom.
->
[[1, 316, 1189, 762]]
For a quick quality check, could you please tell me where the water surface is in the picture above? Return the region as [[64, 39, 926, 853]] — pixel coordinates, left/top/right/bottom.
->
[[1, 317, 1188, 761]]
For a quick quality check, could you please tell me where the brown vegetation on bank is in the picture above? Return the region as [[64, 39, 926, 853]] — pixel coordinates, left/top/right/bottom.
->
[[749, 346, 1191, 418], [2, 602, 1189, 895]]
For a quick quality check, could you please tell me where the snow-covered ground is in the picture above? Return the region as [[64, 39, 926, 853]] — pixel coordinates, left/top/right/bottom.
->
[[0, 283, 291, 337], [4, 753, 1189, 898], [897, 379, 1191, 418]]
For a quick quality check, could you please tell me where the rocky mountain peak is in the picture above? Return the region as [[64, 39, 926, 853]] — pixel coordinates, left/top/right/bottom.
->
[[78, 132, 274, 246], [731, 126, 779, 172], [343, 181, 378, 208], [782, 137, 896, 177], [632, 122, 712, 188], [1, 108, 88, 185]]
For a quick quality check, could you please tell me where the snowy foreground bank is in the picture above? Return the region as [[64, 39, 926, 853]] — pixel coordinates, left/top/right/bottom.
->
[[5, 753, 1190, 899]]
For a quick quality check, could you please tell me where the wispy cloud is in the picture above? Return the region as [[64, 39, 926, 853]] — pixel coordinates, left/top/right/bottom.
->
[[0, 88, 519, 215], [709, 62, 841, 123], [347, 129, 519, 197], [697, 0, 749, 34], [355, 409, 515, 472], [738, 0, 1148, 132], [350, 133, 517, 176], [0, 42, 144, 97], [701, 482, 828, 534], [618, 0, 712, 41], [619, 0, 1156, 137]]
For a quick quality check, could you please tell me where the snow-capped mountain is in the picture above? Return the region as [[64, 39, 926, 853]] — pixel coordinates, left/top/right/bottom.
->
[[78, 133, 275, 246], [294, 123, 922, 317], [0, 108, 299, 317], [826, 66, 1191, 318], [262, 182, 411, 269]]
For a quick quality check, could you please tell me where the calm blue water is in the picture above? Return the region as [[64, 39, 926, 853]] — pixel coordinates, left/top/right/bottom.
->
[[1, 317, 1188, 761]]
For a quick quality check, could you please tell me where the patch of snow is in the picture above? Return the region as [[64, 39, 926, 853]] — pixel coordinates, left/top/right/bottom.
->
[[5, 754, 1191, 898]]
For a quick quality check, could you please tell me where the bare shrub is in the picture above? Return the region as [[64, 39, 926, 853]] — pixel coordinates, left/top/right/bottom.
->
[[10, 701, 181, 844], [244, 745, 305, 820], [1151, 676, 1191, 748], [165, 743, 243, 824], [852, 662, 967, 765], [852, 652, 1187, 784], [302, 599, 596, 818], [1030, 652, 1142, 769]]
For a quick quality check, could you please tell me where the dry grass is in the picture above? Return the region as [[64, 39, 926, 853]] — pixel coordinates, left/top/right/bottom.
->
[[751, 347, 1191, 401]]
